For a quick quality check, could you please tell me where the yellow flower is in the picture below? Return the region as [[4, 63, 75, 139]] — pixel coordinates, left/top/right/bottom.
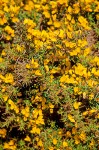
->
[[3, 143, 9, 149], [89, 93, 94, 100], [63, 141, 68, 147], [50, 67, 60, 74], [49, 103, 54, 113], [67, 31, 72, 39], [3, 95, 9, 102], [5, 35, 11, 40], [16, 44, 24, 52], [32, 61, 39, 68], [74, 87, 79, 93], [9, 140, 14, 146], [89, 139, 95, 147], [0, 57, 3, 62], [27, 34, 32, 40], [31, 58, 39, 68], [60, 75, 68, 83], [50, 108, 53, 113], [52, 14, 56, 21], [4, 73, 14, 84], [14, 106, 19, 114], [73, 102, 81, 109], [1, 50, 6, 56], [5, 25, 14, 36], [74, 135, 80, 144], [89, 109, 97, 114], [49, 147, 54, 150], [84, 47, 91, 56], [72, 127, 77, 135], [96, 14, 99, 20], [66, 14, 71, 21], [43, 11, 50, 18], [35, 70, 42, 76], [54, 21, 61, 28], [83, 92, 87, 99], [24, 18, 36, 28], [58, 29, 64, 39], [12, 17, 19, 23], [67, 6, 72, 13], [47, 19, 53, 25], [8, 99, 19, 113], [49, 103, 54, 109], [30, 126, 40, 134], [70, 47, 80, 56], [44, 65, 49, 72], [37, 139, 43, 147], [24, 1, 34, 11], [50, 1, 57, 8], [0, 128, 6, 138], [4, 140, 17, 150], [77, 39, 88, 47], [0, 16, 7, 25], [66, 131, 72, 138], [1, 85, 7, 92], [23, 116, 27, 121], [78, 16, 91, 30], [8, 99, 13, 104], [53, 138, 57, 145], [83, 111, 89, 116], [26, 63, 31, 69], [24, 135, 31, 142], [68, 114, 75, 123], [21, 109, 26, 115], [79, 131, 86, 141], [71, 18, 75, 24]]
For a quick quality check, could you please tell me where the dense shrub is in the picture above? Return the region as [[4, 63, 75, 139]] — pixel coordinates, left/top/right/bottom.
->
[[0, 0, 99, 149]]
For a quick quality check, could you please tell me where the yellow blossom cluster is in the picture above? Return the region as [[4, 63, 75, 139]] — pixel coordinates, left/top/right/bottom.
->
[[3, 140, 17, 150], [0, 128, 7, 138], [0, 73, 14, 84], [8, 99, 19, 113]]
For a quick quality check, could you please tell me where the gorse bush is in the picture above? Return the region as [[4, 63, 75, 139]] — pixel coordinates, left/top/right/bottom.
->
[[0, 0, 99, 149]]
